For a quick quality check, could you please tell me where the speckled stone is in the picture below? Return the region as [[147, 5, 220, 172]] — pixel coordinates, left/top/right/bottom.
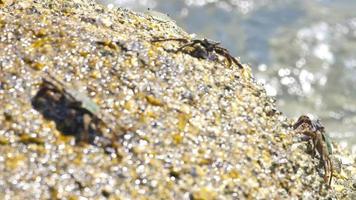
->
[[0, 0, 355, 199]]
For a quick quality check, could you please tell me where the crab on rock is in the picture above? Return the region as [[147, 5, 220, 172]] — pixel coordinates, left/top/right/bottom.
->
[[293, 115, 333, 187]]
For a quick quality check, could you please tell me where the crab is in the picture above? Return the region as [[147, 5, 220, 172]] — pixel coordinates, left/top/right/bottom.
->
[[151, 37, 244, 69], [31, 72, 120, 156], [293, 115, 333, 187]]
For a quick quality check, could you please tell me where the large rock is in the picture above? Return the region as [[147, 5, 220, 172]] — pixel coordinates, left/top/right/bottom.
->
[[0, 0, 354, 199]]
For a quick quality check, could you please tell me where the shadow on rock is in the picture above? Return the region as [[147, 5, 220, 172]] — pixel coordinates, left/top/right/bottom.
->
[[31, 76, 103, 144]]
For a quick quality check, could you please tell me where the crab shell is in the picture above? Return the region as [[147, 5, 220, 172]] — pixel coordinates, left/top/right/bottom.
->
[[66, 87, 100, 115]]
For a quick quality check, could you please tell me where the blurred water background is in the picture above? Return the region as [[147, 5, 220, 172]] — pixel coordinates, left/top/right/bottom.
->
[[97, 0, 356, 153]]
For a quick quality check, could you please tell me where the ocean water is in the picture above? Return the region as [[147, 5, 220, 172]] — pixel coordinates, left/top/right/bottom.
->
[[98, 0, 356, 153]]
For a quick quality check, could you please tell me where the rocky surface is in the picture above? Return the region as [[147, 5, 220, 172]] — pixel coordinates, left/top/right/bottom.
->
[[0, 0, 355, 199]]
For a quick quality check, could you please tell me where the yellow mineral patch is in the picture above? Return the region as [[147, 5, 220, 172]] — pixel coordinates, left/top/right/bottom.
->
[[73, 153, 83, 166], [191, 188, 217, 200], [5, 153, 26, 170], [32, 37, 51, 48], [0, 18, 5, 29], [123, 99, 136, 111], [79, 51, 89, 57], [27, 144, 47, 154], [145, 110, 158, 119], [0, 0, 13, 7], [214, 112, 221, 125], [178, 112, 190, 132], [18, 134, 45, 145], [171, 132, 183, 145], [31, 61, 45, 71], [198, 157, 213, 165], [0, 136, 9, 145], [245, 146, 257, 159], [90, 70, 101, 79], [182, 153, 192, 164], [194, 166, 206, 177], [68, 195, 79, 200], [146, 95, 164, 106], [88, 57, 98, 68], [261, 150, 272, 168], [130, 57, 139, 67], [98, 40, 118, 51], [49, 187, 59, 200], [64, 145, 75, 154], [227, 169, 240, 179]]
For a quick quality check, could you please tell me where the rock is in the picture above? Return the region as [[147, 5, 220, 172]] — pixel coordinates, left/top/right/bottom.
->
[[0, 0, 355, 199]]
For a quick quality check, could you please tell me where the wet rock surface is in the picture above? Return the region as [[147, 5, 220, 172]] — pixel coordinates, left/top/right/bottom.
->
[[0, 0, 355, 199]]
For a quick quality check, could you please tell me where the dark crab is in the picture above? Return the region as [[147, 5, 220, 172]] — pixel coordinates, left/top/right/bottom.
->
[[293, 115, 333, 187], [151, 37, 244, 69], [31, 72, 119, 155]]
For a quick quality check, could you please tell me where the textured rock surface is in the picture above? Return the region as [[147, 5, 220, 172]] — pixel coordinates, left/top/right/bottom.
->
[[0, 0, 355, 199]]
